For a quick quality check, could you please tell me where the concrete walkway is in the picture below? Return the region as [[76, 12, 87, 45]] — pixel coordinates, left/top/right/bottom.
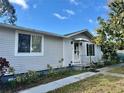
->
[[19, 72, 98, 93], [19, 63, 124, 93], [98, 63, 124, 73], [103, 72, 124, 78], [100, 63, 124, 78]]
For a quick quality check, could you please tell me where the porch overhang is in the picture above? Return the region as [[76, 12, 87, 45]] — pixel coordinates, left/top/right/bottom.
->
[[73, 38, 90, 42]]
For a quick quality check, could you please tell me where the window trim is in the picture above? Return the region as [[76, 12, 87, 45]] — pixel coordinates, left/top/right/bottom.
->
[[86, 43, 95, 56], [15, 30, 44, 56]]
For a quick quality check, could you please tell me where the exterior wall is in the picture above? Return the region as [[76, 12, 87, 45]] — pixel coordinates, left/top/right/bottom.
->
[[64, 33, 103, 66], [72, 33, 91, 41], [0, 27, 63, 73], [81, 42, 102, 66], [63, 38, 73, 66], [0, 27, 103, 73]]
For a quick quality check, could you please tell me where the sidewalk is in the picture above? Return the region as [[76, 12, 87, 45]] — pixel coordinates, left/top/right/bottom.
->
[[98, 63, 124, 72], [19, 72, 97, 93], [103, 72, 124, 78]]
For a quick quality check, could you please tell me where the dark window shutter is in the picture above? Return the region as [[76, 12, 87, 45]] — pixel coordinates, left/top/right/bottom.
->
[[87, 44, 89, 56], [93, 44, 95, 56]]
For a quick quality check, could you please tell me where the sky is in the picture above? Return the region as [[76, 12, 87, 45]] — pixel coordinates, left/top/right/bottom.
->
[[8, 0, 109, 35]]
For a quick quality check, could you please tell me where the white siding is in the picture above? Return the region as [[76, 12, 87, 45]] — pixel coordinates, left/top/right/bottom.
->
[[63, 39, 73, 66], [81, 43, 102, 66], [72, 33, 91, 41], [0, 27, 103, 73], [63, 33, 103, 66], [0, 27, 63, 73]]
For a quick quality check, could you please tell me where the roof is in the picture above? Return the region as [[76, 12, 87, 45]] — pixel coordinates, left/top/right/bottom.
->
[[0, 23, 94, 39], [64, 29, 94, 39], [0, 23, 64, 38]]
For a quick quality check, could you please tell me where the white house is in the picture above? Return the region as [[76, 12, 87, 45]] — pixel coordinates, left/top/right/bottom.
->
[[0, 23, 102, 74]]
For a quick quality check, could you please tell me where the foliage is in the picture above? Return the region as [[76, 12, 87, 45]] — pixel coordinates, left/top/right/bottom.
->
[[58, 58, 64, 68], [95, 62, 105, 68], [47, 64, 53, 74], [0, 0, 17, 24], [0, 68, 86, 92], [16, 70, 40, 84], [0, 57, 14, 76], [102, 42, 118, 62], [8, 67, 15, 74], [93, 0, 124, 62]]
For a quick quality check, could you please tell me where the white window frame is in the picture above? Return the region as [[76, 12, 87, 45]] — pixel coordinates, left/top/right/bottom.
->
[[15, 30, 44, 56], [86, 43, 95, 56]]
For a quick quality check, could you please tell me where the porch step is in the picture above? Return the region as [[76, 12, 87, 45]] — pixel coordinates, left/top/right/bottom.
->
[[72, 62, 82, 66]]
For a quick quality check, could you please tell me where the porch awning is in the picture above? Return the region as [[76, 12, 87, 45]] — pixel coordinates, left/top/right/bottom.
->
[[74, 38, 89, 42]]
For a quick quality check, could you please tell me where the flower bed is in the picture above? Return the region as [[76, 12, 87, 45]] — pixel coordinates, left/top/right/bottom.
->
[[0, 68, 87, 93]]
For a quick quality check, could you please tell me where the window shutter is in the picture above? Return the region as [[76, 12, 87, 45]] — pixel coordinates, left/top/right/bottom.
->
[[87, 44, 89, 56], [93, 44, 95, 56]]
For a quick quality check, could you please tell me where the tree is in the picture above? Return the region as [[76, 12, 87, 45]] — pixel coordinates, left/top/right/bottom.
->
[[108, 0, 124, 49], [94, 0, 124, 62], [0, 0, 17, 24]]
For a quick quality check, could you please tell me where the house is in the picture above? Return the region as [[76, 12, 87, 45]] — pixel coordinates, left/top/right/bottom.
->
[[0, 23, 102, 74]]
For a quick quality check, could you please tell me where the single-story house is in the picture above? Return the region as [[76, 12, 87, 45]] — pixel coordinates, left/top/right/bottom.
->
[[0, 23, 102, 74]]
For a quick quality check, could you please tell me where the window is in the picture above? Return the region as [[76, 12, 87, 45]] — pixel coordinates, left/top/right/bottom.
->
[[16, 32, 43, 56], [18, 34, 30, 53], [87, 44, 95, 56], [31, 35, 42, 52]]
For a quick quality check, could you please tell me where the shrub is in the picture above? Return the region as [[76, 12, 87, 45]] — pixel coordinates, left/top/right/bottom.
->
[[16, 70, 40, 85], [58, 58, 64, 68], [47, 64, 53, 74], [0, 57, 10, 76], [96, 62, 104, 68]]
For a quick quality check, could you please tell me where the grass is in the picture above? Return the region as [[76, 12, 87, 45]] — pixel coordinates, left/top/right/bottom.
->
[[48, 74, 124, 93], [109, 66, 124, 74], [0, 69, 86, 93]]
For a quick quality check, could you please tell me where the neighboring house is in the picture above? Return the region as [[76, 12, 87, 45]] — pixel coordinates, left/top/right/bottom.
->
[[0, 23, 102, 74]]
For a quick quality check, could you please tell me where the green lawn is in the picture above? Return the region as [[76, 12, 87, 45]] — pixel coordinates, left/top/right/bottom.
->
[[48, 74, 124, 93], [109, 67, 124, 74]]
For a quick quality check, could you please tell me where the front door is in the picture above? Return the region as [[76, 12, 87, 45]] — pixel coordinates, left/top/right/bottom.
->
[[74, 42, 80, 63]]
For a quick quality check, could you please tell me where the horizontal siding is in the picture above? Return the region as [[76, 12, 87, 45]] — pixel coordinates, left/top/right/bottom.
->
[[63, 39, 73, 66], [72, 33, 91, 41], [0, 27, 63, 73], [81, 44, 103, 65], [63, 33, 103, 66]]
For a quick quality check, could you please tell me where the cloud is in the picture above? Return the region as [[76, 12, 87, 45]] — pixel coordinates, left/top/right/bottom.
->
[[53, 13, 68, 20], [103, 5, 109, 10], [53, 9, 75, 20], [70, 0, 79, 5], [65, 9, 75, 15], [9, 0, 28, 9], [88, 19, 93, 23]]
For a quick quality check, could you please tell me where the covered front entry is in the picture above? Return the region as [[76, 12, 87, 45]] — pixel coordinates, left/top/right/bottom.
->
[[73, 41, 82, 65]]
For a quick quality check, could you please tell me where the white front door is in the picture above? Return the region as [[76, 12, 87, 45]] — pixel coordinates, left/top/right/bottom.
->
[[73, 42, 80, 64]]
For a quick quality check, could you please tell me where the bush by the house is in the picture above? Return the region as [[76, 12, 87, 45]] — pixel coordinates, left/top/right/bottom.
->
[[0, 57, 14, 76], [0, 66, 87, 92]]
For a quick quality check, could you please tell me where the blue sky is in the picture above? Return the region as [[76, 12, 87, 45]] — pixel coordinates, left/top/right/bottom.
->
[[8, 0, 109, 35]]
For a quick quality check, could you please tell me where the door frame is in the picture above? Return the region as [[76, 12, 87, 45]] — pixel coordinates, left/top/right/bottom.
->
[[72, 41, 82, 64]]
